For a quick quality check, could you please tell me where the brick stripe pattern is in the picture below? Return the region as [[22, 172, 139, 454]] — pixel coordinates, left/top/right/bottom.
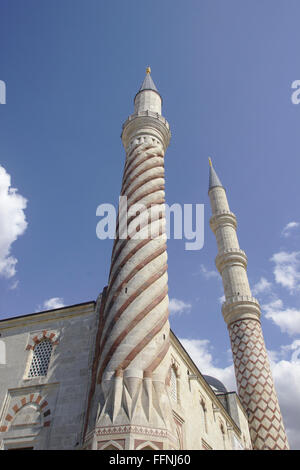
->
[[0, 394, 51, 432], [97, 136, 170, 384], [26, 330, 59, 350], [228, 319, 289, 450]]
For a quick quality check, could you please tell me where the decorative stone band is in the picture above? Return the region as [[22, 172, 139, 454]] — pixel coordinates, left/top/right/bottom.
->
[[215, 248, 248, 273], [26, 330, 60, 350], [94, 424, 179, 448], [122, 113, 171, 152], [122, 110, 170, 132], [209, 210, 237, 233], [222, 295, 261, 325], [228, 319, 289, 450], [0, 394, 51, 432], [95, 424, 168, 438]]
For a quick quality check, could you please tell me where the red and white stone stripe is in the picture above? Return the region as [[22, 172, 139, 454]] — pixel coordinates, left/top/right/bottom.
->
[[97, 136, 170, 386]]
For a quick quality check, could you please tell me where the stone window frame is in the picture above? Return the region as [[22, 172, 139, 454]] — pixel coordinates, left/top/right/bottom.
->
[[27, 339, 53, 378], [170, 367, 178, 402], [200, 395, 208, 434], [219, 419, 227, 450], [169, 357, 181, 405], [0, 394, 51, 433], [23, 330, 60, 380]]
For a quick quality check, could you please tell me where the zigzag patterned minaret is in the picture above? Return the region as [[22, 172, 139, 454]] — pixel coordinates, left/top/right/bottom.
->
[[89, 68, 178, 450], [208, 159, 289, 450]]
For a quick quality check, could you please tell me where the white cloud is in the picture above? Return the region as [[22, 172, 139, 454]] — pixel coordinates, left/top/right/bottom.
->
[[198, 264, 219, 280], [179, 337, 236, 391], [179, 336, 300, 449], [0, 166, 27, 279], [268, 343, 300, 450], [41, 297, 65, 310], [281, 221, 300, 238], [252, 277, 272, 296], [262, 298, 300, 336], [169, 298, 192, 315], [270, 251, 300, 293], [9, 279, 19, 290]]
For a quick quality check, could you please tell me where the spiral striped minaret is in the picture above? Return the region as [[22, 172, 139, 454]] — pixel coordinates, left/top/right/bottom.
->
[[208, 159, 289, 450], [93, 68, 178, 450]]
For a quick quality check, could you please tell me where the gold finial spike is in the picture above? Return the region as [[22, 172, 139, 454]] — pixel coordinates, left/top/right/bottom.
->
[[208, 157, 213, 167], [146, 66, 151, 74]]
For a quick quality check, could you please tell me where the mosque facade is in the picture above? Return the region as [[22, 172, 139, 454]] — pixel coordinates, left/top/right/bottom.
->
[[0, 70, 289, 450]]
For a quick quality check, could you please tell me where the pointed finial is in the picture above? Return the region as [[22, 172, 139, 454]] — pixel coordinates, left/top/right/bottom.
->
[[208, 159, 223, 192], [146, 66, 151, 74]]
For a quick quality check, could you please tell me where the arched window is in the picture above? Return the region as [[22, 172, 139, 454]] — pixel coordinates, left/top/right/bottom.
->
[[220, 422, 226, 450], [170, 367, 177, 402], [200, 399, 208, 433], [12, 404, 42, 428], [28, 339, 53, 378]]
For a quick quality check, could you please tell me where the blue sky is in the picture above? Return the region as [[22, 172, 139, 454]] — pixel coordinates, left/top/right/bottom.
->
[[1, 0, 300, 448]]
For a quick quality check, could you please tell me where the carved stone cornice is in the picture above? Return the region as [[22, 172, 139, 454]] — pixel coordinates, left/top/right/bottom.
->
[[209, 210, 237, 233], [222, 295, 261, 325], [121, 111, 171, 151], [215, 248, 247, 273]]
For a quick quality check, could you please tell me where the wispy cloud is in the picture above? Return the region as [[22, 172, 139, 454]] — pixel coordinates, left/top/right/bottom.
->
[[0, 165, 27, 279], [179, 337, 236, 391], [169, 298, 192, 315], [196, 264, 219, 280], [262, 298, 300, 336], [281, 221, 300, 238], [9, 279, 19, 290], [252, 277, 272, 296], [270, 251, 300, 293], [280, 339, 300, 362], [39, 297, 65, 311], [268, 341, 300, 450]]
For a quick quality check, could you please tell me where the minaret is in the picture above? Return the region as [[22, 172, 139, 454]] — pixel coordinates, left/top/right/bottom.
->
[[88, 68, 178, 450], [208, 159, 289, 450]]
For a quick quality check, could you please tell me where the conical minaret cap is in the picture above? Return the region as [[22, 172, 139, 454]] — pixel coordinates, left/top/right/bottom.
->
[[134, 66, 162, 102], [139, 66, 158, 92], [208, 158, 224, 192]]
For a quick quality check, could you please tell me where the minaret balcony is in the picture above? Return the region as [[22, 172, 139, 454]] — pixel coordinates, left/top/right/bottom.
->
[[209, 211, 237, 233], [122, 110, 170, 130], [221, 295, 261, 325], [121, 112, 171, 151], [215, 248, 248, 273]]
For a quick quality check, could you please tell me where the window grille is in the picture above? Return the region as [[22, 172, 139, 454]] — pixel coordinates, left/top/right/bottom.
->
[[28, 339, 53, 377], [170, 367, 177, 401]]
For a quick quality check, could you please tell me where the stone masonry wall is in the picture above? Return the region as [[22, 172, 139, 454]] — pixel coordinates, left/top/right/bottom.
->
[[0, 302, 98, 450]]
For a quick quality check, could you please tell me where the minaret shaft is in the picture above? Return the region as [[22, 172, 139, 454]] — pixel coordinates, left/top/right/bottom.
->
[[208, 164, 289, 450], [86, 70, 178, 451]]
